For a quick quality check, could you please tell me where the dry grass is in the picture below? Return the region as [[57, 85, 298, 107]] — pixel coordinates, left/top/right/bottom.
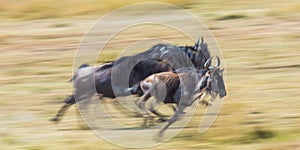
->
[[268, 3, 300, 18], [0, 0, 193, 20], [0, 34, 9, 45]]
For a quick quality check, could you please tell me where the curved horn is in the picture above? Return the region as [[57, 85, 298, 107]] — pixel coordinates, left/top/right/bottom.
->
[[216, 56, 220, 67], [204, 57, 213, 68], [195, 36, 200, 47], [201, 36, 204, 44]]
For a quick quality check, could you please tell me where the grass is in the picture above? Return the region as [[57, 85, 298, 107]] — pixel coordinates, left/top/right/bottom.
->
[[0, 34, 9, 45], [237, 127, 299, 146], [0, 0, 194, 21], [267, 3, 300, 18], [2, 137, 20, 145], [24, 146, 47, 150]]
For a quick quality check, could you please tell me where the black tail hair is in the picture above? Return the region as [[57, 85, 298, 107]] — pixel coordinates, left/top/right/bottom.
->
[[68, 63, 89, 82], [126, 83, 143, 96], [78, 63, 89, 69]]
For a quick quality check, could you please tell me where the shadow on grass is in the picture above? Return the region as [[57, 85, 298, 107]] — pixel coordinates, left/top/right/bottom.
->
[[57, 126, 91, 131], [216, 14, 247, 20], [238, 127, 276, 144]]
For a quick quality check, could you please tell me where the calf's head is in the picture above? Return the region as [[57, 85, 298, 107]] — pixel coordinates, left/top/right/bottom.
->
[[204, 56, 227, 98]]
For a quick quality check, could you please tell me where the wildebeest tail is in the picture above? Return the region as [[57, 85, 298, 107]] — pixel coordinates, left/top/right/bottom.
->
[[124, 83, 143, 96], [68, 63, 89, 82]]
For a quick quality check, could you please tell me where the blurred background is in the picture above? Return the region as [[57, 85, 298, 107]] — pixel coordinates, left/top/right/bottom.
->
[[0, 0, 299, 149]]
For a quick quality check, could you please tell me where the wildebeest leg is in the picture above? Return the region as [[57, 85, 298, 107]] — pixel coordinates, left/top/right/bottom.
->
[[49, 104, 71, 123], [49, 95, 75, 123], [167, 104, 186, 115], [76, 95, 98, 129], [149, 101, 167, 118], [135, 91, 151, 113], [198, 92, 211, 106], [143, 100, 162, 125], [147, 100, 169, 123], [169, 104, 177, 112], [158, 105, 185, 137], [135, 92, 152, 126], [75, 92, 97, 129]]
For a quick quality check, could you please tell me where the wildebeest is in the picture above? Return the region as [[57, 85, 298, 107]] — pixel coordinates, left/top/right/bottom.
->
[[135, 56, 226, 136], [49, 37, 211, 123], [198, 56, 226, 105]]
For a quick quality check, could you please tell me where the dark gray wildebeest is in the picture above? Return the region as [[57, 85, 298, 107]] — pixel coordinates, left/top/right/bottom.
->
[[135, 56, 226, 136], [49, 37, 211, 124]]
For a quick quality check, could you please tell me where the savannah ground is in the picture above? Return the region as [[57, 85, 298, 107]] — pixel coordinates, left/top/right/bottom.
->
[[1, 0, 300, 149]]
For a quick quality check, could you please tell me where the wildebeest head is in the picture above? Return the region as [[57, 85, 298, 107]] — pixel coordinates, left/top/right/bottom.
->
[[179, 36, 211, 70], [204, 56, 226, 98]]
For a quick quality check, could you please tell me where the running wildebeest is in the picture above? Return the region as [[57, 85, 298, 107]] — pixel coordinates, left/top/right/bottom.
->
[[135, 56, 226, 136], [49, 37, 211, 124]]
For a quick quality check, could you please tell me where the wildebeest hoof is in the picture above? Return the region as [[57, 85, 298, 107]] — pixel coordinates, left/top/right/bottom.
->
[[49, 118, 59, 123], [157, 131, 164, 137]]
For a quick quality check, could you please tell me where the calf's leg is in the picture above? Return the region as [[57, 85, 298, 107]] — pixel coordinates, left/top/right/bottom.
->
[[147, 100, 169, 123], [135, 91, 151, 113], [135, 92, 154, 126], [158, 105, 185, 137], [148, 100, 168, 118]]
